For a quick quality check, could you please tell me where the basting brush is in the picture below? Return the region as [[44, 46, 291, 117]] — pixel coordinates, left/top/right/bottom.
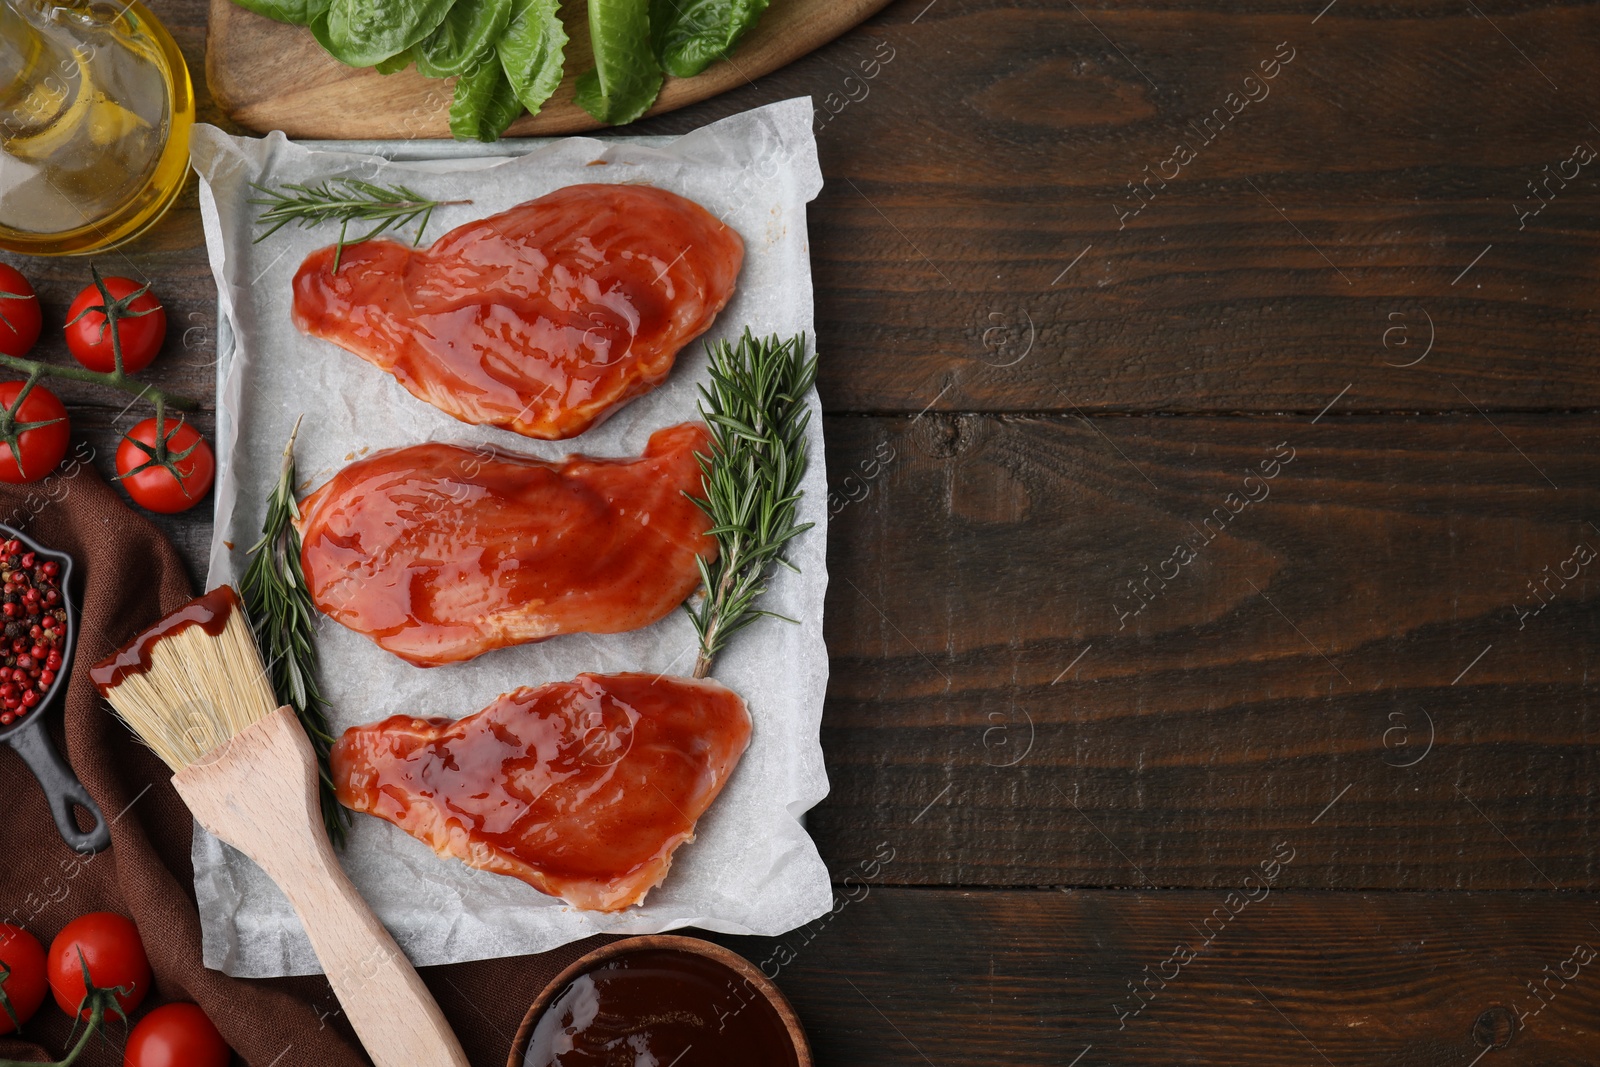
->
[[91, 585, 469, 1067]]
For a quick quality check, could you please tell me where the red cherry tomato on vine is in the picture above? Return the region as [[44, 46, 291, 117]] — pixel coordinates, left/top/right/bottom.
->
[[0, 380, 70, 484], [116, 417, 215, 514], [123, 1002, 232, 1067], [0, 923, 48, 1035], [65, 276, 166, 374], [47, 912, 151, 1019], [0, 265, 41, 358]]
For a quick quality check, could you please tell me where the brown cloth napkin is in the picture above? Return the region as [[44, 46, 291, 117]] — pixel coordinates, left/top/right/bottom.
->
[[0, 466, 609, 1066]]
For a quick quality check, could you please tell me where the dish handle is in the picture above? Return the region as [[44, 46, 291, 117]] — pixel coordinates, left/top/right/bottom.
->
[[8, 722, 111, 853]]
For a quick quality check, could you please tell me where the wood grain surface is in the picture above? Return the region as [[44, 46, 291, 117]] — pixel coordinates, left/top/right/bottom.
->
[[206, 0, 896, 138], [4, 0, 1600, 1063], [802, 1, 1600, 415], [814, 413, 1600, 889], [718, 888, 1600, 1067], [417, 889, 1600, 1067]]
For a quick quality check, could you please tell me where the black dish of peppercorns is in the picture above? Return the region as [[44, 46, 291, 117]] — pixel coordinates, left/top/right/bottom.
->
[[0, 525, 110, 854], [0, 537, 67, 726]]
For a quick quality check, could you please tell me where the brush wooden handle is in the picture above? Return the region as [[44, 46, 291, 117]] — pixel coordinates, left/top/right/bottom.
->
[[173, 707, 470, 1067]]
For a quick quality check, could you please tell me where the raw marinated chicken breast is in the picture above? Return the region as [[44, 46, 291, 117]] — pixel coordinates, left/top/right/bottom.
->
[[331, 673, 751, 911], [291, 184, 744, 440], [297, 423, 714, 667]]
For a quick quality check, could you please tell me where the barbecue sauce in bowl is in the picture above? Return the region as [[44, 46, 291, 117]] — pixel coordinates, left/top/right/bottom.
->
[[522, 948, 800, 1067]]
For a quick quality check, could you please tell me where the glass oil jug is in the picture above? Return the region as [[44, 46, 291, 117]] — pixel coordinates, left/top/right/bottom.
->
[[0, 0, 193, 255]]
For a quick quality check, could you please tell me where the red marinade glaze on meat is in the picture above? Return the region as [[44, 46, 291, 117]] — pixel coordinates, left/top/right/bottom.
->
[[291, 184, 744, 440], [330, 672, 751, 911], [297, 423, 715, 668]]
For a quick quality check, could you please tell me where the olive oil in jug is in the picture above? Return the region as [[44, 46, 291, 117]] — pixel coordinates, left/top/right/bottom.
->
[[0, 0, 193, 254]]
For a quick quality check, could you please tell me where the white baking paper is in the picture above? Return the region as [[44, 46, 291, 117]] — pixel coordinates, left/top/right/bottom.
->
[[190, 98, 832, 978]]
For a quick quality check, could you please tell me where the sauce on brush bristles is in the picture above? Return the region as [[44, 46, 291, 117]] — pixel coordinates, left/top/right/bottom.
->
[[91, 586, 279, 772]]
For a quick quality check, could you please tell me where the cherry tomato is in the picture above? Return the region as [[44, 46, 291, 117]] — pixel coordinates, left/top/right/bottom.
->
[[47, 912, 152, 1019], [124, 1002, 231, 1067], [0, 380, 70, 484], [115, 417, 215, 514], [0, 265, 41, 358], [64, 276, 166, 374], [0, 924, 48, 1035]]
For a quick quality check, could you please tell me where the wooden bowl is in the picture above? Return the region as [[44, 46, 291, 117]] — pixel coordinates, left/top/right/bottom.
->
[[506, 934, 812, 1067]]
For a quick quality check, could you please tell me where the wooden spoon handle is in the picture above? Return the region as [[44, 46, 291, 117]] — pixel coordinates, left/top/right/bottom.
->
[[175, 707, 470, 1067]]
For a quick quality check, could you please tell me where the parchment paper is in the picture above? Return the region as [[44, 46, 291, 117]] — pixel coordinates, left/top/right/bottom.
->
[[190, 98, 832, 978]]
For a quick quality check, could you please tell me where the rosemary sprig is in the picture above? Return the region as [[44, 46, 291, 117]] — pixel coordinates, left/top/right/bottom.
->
[[248, 179, 471, 272], [685, 330, 817, 679], [239, 417, 348, 847]]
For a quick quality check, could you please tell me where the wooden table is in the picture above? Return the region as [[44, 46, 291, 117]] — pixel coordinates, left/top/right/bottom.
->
[[6, 0, 1600, 1062]]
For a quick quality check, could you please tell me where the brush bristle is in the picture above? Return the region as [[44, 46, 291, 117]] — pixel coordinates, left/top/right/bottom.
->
[[100, 607, 281, 772]]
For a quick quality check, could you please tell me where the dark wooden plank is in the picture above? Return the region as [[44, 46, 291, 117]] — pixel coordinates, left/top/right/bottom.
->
[[801, 0, 1600, 414], [736, 886, 1600, 1066], [415, 887, 1600, 1066], [815, 412, 1600, 888]]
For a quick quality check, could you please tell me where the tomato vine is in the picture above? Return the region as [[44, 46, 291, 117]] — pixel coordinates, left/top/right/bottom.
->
[[0, 952, 127, 1067], [0, 290, 29, 334], [0, 961, 17, 1033], [0, 377, 65, 479], [0, 267, 198, 488]]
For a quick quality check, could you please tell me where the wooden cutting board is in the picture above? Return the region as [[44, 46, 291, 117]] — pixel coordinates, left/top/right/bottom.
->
[[206, 0, 894, 139]]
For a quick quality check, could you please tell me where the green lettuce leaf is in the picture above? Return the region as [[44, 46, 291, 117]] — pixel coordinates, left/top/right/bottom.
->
[[650, 0, 768, 78], [375, 46, 413, 73], [231, 0, 330, 27], [415, 0, 514, 78], [325, 0, 455, 67], [574, 0, 662, 125], [307, 10, 338, 51], [450, 58, 524, 140], [497, 0, 567, 116]]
